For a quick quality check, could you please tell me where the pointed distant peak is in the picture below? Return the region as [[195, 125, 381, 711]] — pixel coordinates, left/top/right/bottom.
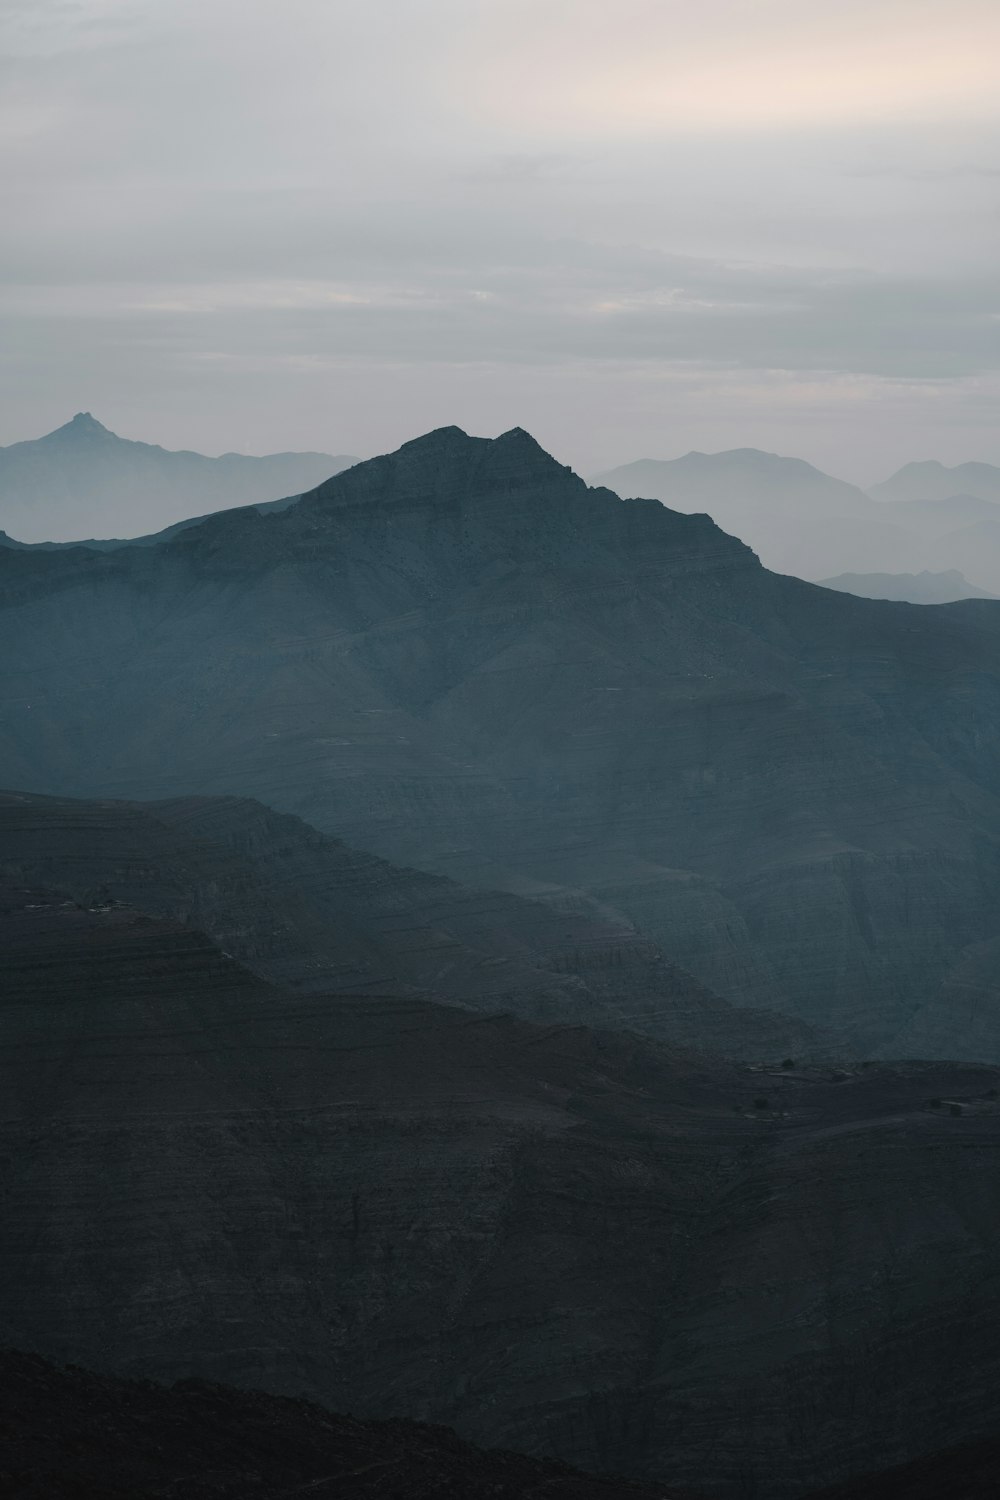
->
[[48, 412, 115, 442]]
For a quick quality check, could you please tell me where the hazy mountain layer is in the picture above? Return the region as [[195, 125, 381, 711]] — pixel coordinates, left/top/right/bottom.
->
[[0, 788, 838, 1062], [0, 493, 301, 553], [0, 412, 356, 544], [872, 459, 1000, 505], [819, 570, 995, 604], [3, 426, 1000, 1055], [4, 885, 1000, 1498], [592, 448, 873, 516], [592, 448, 898, 581], [595, 449, 1000, 594]]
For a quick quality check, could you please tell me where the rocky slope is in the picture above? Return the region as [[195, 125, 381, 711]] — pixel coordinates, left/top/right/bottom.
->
[[4, 886, 1000, 1497], [0, 412, 355, 544], [0, 788, 837, 1062], [2, 426, 1000, 1055]]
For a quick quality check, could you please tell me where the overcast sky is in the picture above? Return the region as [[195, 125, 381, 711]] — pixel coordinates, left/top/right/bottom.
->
[[2, 0, 998, 480]]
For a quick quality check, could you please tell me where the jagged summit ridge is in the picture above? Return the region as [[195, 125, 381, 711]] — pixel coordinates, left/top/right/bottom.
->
[[49, 411, 113, 441], [295, 422, 578, 518]]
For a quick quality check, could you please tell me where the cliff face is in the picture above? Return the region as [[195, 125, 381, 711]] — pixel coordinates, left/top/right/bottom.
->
[[2, 426, 1000, 1053], [4, 886, 1000, 1498]]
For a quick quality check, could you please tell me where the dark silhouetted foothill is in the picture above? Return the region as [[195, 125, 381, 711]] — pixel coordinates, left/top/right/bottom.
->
[[3, 884, 1000, 1497]]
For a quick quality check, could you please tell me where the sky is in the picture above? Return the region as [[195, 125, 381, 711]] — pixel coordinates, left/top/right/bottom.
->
[[1, 0, 998, 482]]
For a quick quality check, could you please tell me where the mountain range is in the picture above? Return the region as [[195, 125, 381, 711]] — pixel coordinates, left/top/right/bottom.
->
[[0, 412, 357, 544], [594, 449, 1000, 597], [818, 570, 996, 604], [871, 459, 1000, 505], [6, 421, 1000, 1496], [3, 425, 1000, 1058]]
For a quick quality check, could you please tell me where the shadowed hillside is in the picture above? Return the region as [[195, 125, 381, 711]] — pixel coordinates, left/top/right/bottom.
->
[[0, 788, 841, 1063], [0, 1350, 687, 1500], [4, 884, 1000, 1497]]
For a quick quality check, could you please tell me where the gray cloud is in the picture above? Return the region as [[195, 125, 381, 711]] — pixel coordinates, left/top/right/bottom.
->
[[1, 0, 998, 479]]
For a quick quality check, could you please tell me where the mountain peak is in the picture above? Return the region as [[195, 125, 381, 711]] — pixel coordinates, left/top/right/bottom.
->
[[48, 412, 114, 442], [300, 424, 575, 517]]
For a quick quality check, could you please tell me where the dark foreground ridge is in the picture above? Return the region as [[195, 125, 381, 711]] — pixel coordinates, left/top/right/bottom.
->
[[4, 885, 1000, 1496], [805, 1436, 1000, 1499], [0, 1350, 688, 1499], [2, 1349, 995, 1500]]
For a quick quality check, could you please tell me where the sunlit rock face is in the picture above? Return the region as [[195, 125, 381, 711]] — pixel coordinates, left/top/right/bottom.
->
[[3, 425, 1000, 1054], [3, 886, 1000, 1498]]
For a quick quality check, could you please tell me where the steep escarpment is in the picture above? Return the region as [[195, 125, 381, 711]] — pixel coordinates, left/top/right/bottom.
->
[[2, 426, 1000, 1052], [4, 887, 1000, 1497], [0, 788, 837, 1062]]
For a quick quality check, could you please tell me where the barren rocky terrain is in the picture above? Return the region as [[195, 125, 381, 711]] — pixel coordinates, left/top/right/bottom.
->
[[0, 787, 844, 1063], [4, 884, 1000, 1497]]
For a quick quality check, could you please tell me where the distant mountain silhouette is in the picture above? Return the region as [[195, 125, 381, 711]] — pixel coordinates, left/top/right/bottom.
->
[[594, 448, 1000, 593], [0, 412, 357, 544], [593, 448, 917, 579], [819, 570, 996, 604], [3, 425, 1000, 1057], [873, 458, 1000, 504], [594, 447, 872, 515]]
